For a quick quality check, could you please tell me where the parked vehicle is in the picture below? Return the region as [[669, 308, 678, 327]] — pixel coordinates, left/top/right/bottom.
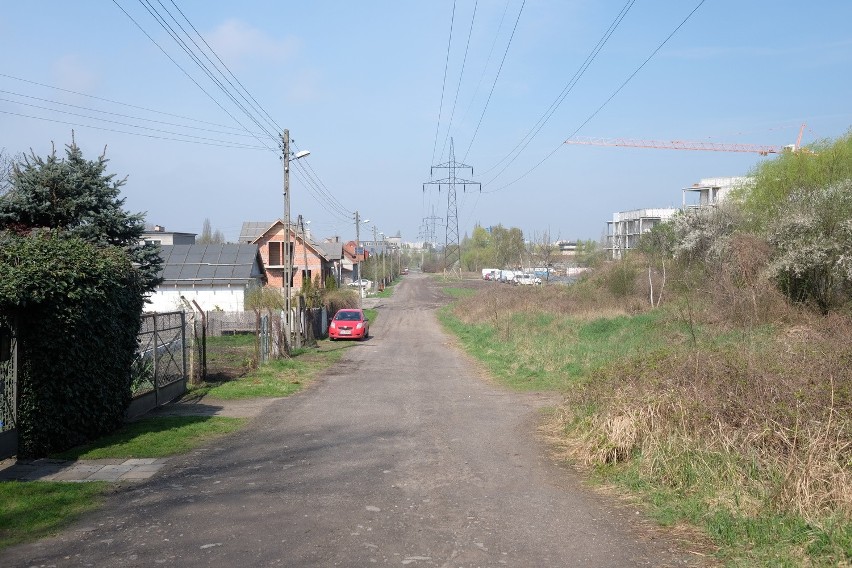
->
[[499, 270, 515, 283], [515, 273, 541, 286], [482, 268, 499, 280], [347, 279, 373, 289], [329, 308, 370, 341]]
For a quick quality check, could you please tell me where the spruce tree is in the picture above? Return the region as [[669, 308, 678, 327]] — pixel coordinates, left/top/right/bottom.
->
[[0, 140, 162, 293]]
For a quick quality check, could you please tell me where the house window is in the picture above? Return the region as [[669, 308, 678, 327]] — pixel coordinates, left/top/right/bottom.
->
[[269, 242, 281, 265], [268, 242, 294, 266]]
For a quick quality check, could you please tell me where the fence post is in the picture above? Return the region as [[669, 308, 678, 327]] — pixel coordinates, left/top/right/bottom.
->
[[180, 311, 187, 387], [152, 312, 159, 406]]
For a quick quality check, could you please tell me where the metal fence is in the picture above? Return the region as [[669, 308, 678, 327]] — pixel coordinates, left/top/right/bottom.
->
[[0, 317, 17, 459], [127, 311, 187, 419]]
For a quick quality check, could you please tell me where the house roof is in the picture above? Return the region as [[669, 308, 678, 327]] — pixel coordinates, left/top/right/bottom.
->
[[158, 244, 264, 287], [238, 221, 271, 243], [316, 241, 343, 260], [241, 219, 331, 261]]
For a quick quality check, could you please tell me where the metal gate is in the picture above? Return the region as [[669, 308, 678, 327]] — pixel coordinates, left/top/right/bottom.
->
[[0, 317, 17, 459], [126, 311, 188, 419]]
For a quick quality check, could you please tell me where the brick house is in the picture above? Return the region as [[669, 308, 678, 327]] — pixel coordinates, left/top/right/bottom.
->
[[239, 220, 332, 292]]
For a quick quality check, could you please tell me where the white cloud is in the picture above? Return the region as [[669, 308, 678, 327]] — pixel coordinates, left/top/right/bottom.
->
[[205, 19, 299, 67]]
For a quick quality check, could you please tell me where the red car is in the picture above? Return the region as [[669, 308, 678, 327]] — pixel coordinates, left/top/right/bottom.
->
[[329, 308, 370, 341]]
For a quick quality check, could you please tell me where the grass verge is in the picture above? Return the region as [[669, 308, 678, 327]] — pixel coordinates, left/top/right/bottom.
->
[[0, 481, 107, 549], [52, 416, 246, 460], [439, 284, 851, 566], [187, 343, 347, 400]]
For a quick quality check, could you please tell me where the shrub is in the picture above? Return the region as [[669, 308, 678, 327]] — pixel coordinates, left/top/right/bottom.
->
[[0, 231, 145, 457], [768, 180, 852, 313]]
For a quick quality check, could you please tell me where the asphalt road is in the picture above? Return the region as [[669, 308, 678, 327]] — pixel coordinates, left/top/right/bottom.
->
[[3, 274, 704, 567]]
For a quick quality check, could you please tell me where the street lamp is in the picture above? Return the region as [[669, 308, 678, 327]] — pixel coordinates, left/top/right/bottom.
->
[[282, 129, 310, 352]]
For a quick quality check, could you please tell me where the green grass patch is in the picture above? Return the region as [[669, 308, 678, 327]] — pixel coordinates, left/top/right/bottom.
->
[[364, 308, 378, 323], [0, 481, 107, 549], [443, 287, 477, 299], [188, 346, 346, 400], [52, 416, 245, 460], [596, 459, 852, 566], [375, 278, 400, 298], [439, 307, 667, 391]]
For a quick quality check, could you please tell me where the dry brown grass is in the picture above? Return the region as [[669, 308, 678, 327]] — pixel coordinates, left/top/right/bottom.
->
[[452, 256, 851, 521], [552, 313, 852, 520]]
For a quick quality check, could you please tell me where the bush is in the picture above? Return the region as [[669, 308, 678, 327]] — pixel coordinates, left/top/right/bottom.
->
[[0, 231, 145, 457], [768, 180, 852, 313], [322, 289, 358, 316]]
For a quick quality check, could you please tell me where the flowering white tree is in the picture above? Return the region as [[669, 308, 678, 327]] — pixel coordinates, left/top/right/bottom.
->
[[768, 180, 852, 312]]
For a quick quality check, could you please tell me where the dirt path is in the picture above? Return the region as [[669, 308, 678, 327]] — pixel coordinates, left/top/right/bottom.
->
[[2, 275, 706, 567]]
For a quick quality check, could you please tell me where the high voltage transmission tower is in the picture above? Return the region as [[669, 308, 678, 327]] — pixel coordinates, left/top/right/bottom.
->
[[421, 206, 443, 249], [423, 139, 480, 276]]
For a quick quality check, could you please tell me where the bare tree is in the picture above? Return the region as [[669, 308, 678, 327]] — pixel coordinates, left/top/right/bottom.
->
[[0, 148, 15, 195], [533, 229, 558, 280], [197, 218, 225, 244]]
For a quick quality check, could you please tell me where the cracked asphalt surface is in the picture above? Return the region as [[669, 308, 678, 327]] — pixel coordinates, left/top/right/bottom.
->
[[2, 274, 706, 567]]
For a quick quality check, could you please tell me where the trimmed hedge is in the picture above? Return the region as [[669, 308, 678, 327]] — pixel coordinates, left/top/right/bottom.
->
[[0, 231, 145, 457]]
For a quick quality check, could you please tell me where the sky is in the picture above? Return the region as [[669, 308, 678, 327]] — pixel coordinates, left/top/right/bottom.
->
[[1, 1, 851, 245]]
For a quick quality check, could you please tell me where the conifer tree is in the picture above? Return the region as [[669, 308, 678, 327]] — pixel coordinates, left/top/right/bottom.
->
[[0, 140, 162, 293]]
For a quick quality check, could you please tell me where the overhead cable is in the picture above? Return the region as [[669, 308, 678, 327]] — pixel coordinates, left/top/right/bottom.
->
[[461, 0, 525, 161], [481, 0, 635, 180], [483, 0, 707, 194], [431, 0, 456, 167], [438, 0, 478, 162]]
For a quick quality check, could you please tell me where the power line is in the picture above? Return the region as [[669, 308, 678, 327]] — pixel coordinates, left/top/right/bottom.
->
[[0, 72, 257, 132], [0, 97, 273, 145], [438, 0, 478, 162], [0, 109, 268, 150], [166, 0, 285, 135], [431, 0, 456, 167], [480, 0, 635, 179], [565, 0, 707, 142], [461, 0, 525, 161], [0, 89, 270, 139], [111, 0, 277, 153], [483, 0, 708, 194], [134, 0, 280, 145], [147, 1, 346, 218], [455, 0, 511, 143]]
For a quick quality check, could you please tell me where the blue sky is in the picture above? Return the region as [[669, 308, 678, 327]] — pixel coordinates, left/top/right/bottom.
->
[[2, 1, 851, 244]]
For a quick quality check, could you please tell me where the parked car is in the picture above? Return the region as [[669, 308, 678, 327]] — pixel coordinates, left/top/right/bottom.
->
[[347, 279, 373, 289], [329, 308, 370, 341], [499, 270, 515, 283], [515, 273, 541, 286], [482, 268, 499, 280]]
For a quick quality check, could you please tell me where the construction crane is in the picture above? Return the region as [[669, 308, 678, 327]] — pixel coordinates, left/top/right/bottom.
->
[[564, 124, 807, 156]]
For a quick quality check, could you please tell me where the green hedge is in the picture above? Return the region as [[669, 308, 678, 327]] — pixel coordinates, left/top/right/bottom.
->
[[0, 231, 145, 457]]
